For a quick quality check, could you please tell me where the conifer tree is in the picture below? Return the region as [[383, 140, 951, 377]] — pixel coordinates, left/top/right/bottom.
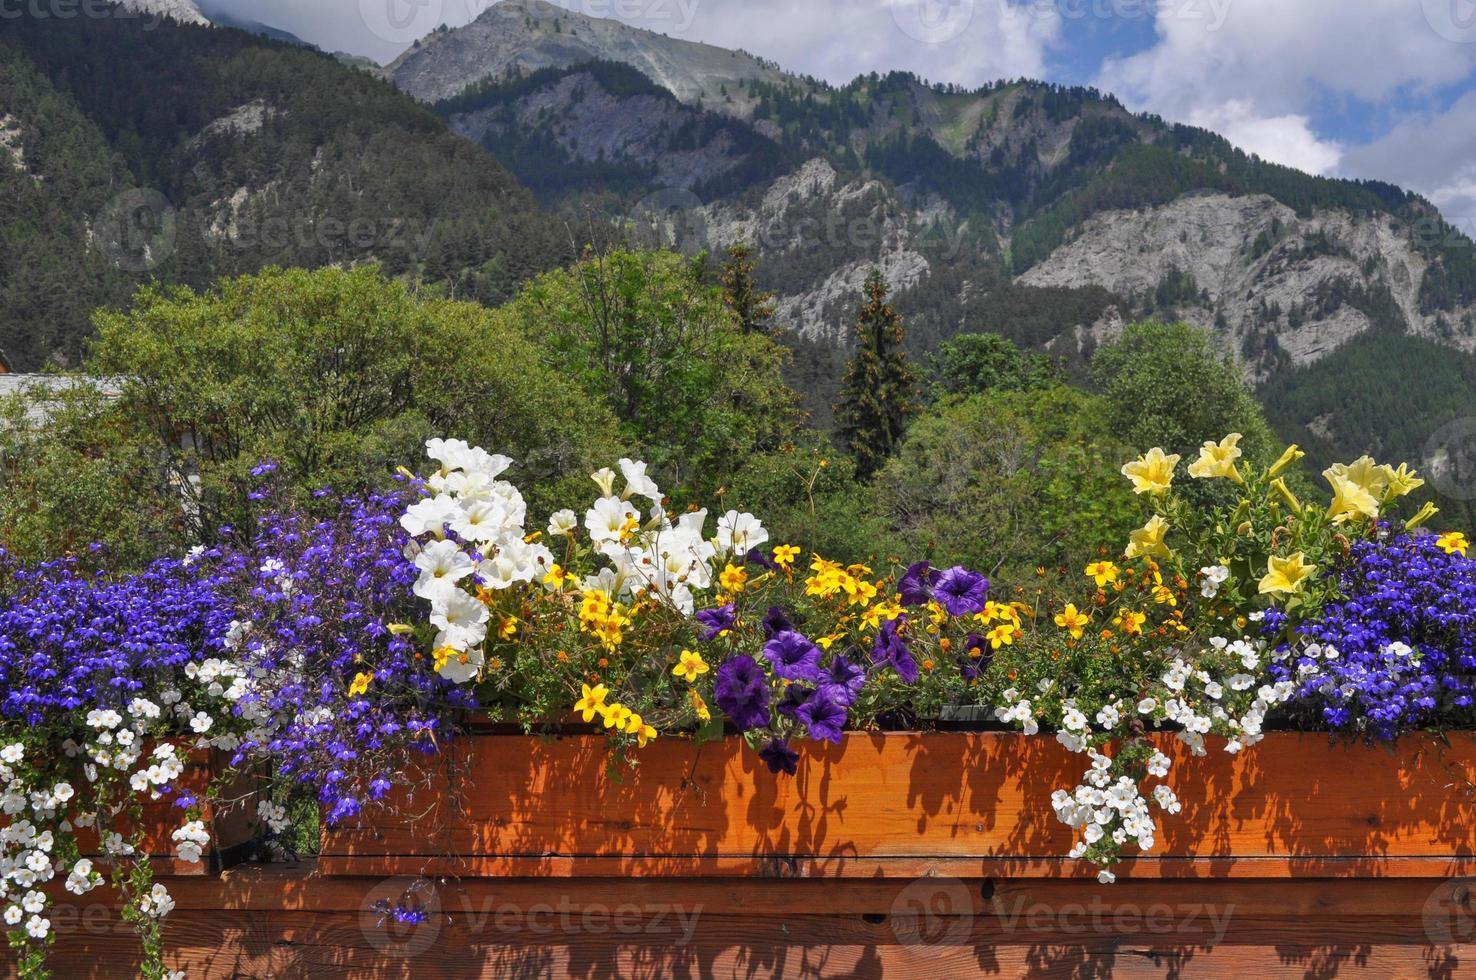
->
[[837, 270, 917, 479], [719, 242, 776, 334]]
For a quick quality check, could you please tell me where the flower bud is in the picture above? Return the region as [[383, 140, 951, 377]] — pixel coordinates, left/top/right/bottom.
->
[[1267, 445, 1305, 479]]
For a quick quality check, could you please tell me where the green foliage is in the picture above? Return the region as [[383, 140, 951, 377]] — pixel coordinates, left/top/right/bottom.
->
[[929, 332, 1062, 398], [1092, 321, 1280, 467], [0, 381, 187, 568], [1260, 332, 1476, 532], [492, 249, 798, 494], [724, 434, 901, 563], [87, 265, 619, 540], [875, 387, 1139, 584], [836, 271, 918, 479], [720, 242, 776, 335]]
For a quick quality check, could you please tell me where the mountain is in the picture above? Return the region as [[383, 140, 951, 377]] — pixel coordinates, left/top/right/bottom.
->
[[0, 4, 577, 371], [118, 0, 208, 25], [390, 0, 794, 110], [201, 7, 311, 47], [400, 0, 1476, 514]]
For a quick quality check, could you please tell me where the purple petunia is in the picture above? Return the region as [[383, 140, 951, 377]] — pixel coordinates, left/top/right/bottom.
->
[[763, 630, 822, 682], [696, 604, 737, 641], [872, 617, 919, 684], [714, 655, 771, 730], [897, 561, 938, 606], [934, 566, 989, 617], [777, 683, 815, 719], [763, 606, 794, 638], [819, 653, 866, 706], [796, 692, 848, 744], [759, 738, 800, 776]]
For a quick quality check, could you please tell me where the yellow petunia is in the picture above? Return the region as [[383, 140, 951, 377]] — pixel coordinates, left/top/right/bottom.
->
[[1381, 463, 1425, 502], [672, 650, 710, 683], [1187, 433, 1244, 484], [1121, 448, 1181, 495], [1258, 552, 1317, 596], [574, 683, 609, 723], [1085, 561, 1119, 587], [1437, 531, 1470, 557], [1124, 515, 1173, 560], [1053, 603, 1091, 639], [1326, 473, 1380, 524]]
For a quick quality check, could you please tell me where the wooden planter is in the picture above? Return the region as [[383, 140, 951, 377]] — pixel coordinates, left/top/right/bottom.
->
[[71, 749, 259, 877], [319, 731, 1476, 879], [25, 733, 1476, 977]]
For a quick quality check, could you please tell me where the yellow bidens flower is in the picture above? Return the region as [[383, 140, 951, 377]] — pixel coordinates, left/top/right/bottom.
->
[[672, 650, 710, 683], [1437, 531, 1470, 557], [862, 599, 905, 630], [773, 545, 801, 568], [1114, 610, 1147, 636], [805, 558, 877, 606], [985, 623, 1018, 649], [574, 683, 609, 723], [719, 564, 749, 594], [1259, 552, 1317, 596], [579, 588, 631, 651], [348, 671, 373, 697], [543, 564, 575, 590], [687, 688, 712, 722], [632, 715, 658, 748], [1085, 561, 1119, 587], [1121, 447, 1180, 495], [1053, 603, 1091, 639], [1187, 433, 1244, 483], [1125, 515, 1173, 560], [498, 616, 519, 641], [602, 703, 633, 731]]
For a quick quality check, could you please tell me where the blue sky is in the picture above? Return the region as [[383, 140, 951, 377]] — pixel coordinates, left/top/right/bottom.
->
[[204, 0, 1476, 230]]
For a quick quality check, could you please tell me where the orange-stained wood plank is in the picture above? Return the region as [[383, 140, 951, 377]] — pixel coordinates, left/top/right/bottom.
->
[[318, 732, 1476, 877]]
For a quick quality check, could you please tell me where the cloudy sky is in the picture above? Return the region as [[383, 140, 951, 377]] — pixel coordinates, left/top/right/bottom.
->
[[199, 0, 1476, 229]]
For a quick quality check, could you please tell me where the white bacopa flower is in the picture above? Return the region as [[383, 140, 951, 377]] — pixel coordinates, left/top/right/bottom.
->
[[25, 914, 48, 939], [1146, 752, 1171, 778], [189, 712, 213, 734], [0, 745, 23, 765]]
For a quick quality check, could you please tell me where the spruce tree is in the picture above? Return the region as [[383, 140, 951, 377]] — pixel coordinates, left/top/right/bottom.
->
[[719, 242, 776, 334], [837, 270, 917, 479]]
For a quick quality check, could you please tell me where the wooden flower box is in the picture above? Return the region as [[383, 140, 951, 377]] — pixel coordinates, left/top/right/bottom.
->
[[71, 749, 259, 877], [318, 731, 1476, 880], [26, 733, 1476, 976]]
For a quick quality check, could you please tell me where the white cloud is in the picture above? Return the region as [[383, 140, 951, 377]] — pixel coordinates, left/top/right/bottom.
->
[[1187, 100, 1342, 174], [1342, 91, 1476, 233], [1096, 0, 1476, 177]]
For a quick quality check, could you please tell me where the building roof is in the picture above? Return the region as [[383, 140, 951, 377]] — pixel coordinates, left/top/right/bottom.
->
[[0, 374, 123, 425]]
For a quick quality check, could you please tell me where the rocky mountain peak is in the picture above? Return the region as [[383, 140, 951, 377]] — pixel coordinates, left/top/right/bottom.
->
[[389, 0, 791, 111], [118, 0, 208, 25]]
